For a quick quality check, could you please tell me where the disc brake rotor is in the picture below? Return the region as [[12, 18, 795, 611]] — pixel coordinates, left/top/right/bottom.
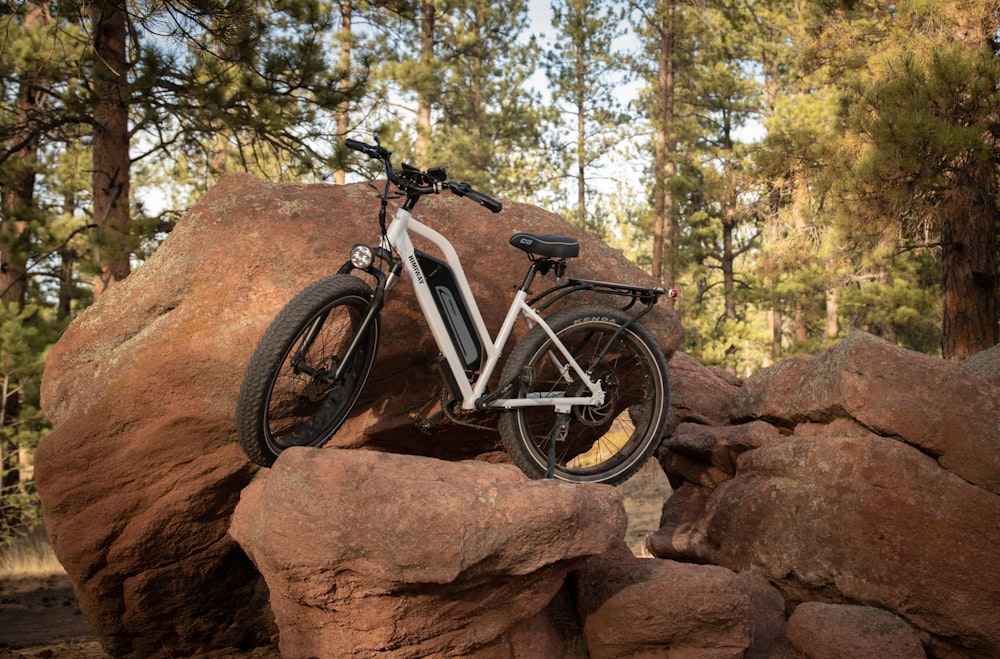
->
[[569, 373, 618, 426]]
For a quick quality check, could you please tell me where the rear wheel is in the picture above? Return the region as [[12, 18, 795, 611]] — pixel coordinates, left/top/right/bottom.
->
[[235, 275, 379, 467], [497, 305, 669, 485]]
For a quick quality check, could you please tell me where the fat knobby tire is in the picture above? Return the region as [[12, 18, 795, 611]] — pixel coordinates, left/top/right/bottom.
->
[[497, 304, 670, 485], [235, 275, 378, 467]]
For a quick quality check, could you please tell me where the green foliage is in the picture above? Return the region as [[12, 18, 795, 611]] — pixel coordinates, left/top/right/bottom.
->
[[0, 303, 58, 545], [367, 0, 550, 197], [838, 250, 942, 354], [541, 0, 632, 230], [803, 0, 1000, 359], [844, 40, 1000, 230], [680, 289, 773, 377]]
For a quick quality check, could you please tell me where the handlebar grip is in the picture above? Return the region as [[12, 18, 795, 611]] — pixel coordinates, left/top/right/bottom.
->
[[345, 138, 391, 160], [467, 189, 503, 213], [345, 138, 368, 153], [448, 181, 502, 213]]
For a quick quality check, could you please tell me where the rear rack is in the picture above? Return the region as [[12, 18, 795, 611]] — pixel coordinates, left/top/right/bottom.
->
[[529, 277, 678, 314]]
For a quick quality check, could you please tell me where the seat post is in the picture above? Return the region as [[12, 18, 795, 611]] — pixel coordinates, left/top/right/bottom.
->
[[519, 262, 540, 293]]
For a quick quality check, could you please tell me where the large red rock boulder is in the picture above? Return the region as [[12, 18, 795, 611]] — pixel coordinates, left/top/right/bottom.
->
[[962, 343, 1000, 384], [732, 331, 1000, 494], [664, 351, 740, 436], [659, 435, 1000, 655], [35, 174, 682, 656], [651, 332, 1000, 657], [229, 447, 625, 658], [575, 544, 787, 658]]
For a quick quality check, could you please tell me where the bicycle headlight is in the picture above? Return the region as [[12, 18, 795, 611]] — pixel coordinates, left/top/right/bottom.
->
[[350, 244, 374, 269]]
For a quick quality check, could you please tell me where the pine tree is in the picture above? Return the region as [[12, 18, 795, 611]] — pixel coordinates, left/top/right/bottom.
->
[[545, 0, 629, 233], [731, 0, 828, 362], [334, 0, 356, 185], [60, 0, 370, 295], [1, 0, 57, 308], [629, 0, 768, 372], [808, 0, 1000, 360], [631, 0, 679, 287], [367, 0, 546, 195], [0, 303, 57, 541], [430, 0, 546, 194], [87, 0, 130, 295]]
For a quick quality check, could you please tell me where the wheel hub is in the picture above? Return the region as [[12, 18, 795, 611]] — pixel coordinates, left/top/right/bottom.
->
[[569, 373, 618, 426]]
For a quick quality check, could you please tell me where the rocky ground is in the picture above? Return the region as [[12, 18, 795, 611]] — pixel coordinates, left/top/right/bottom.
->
[[0, 459, 670, 658]]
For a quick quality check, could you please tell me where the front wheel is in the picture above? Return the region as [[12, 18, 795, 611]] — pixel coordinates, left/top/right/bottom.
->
[[235, 275, 379, 467], [497, 305, 670, 485]]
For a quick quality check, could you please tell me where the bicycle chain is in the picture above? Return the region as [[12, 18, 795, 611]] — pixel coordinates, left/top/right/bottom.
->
[[440, 388, 499, 433]]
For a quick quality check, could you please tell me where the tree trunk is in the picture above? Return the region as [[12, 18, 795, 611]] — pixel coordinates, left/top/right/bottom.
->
[[1, 0, 49, 309], [722, 219, 736, 320], [825, 287, 839, 340], [57, 191, 78, 320], [940, 159, 999, 360], [91, 0, 131, 296], [875, 267, 897, 343], [651, 1, 675, 287], [415, 0, 435, 167], [768, 307, 782, 359], [1, 373, 19, 513], [334, 0, 352, 185], [212, 132, 228, 178], [575, 45, 587, 229]]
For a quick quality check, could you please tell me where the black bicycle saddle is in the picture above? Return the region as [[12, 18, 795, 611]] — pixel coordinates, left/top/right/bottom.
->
[[509, 233, 580, 259]]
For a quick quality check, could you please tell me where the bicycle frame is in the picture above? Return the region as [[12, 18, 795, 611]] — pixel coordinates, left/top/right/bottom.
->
[[362, 205, 606, 413]]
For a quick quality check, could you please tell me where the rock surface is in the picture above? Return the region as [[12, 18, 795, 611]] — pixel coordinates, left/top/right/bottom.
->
[[663, 351, 740, 436], [787, 602, 925, 659], [651, 332, 1000, 658], [575, 543, 787, 659], [229, 447, 626, 658], [731, 331, 1000, 493], [34, 174, 682, 657], [962, 343, 1000, 384]]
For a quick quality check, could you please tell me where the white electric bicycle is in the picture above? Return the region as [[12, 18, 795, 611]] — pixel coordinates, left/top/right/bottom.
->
[[235, 137, 672, 484]]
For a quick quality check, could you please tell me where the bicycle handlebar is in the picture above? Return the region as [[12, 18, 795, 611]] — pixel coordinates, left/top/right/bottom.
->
[[346, 137, 502, 214]]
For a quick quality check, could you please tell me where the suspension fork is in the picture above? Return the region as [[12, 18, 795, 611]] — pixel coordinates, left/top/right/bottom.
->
[[291, 260, 401, 383], [290, 314, 331, 374], [329, 261, 401, 383]]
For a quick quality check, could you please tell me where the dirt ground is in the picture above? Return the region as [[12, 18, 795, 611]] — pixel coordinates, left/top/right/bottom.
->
[[0, 573, 105, 658], [0, 460, 670, 658]]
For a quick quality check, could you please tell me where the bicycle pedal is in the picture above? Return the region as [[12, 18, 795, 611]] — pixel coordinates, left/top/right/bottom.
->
[[409, 398, 445, 434], [410, 411, 446, 434]]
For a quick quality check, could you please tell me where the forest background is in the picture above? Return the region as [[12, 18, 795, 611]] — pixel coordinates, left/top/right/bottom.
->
[[2, 0, 999, 541]]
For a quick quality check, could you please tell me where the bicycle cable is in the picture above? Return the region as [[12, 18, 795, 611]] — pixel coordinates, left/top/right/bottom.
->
[[367, 174, 403, 268]]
